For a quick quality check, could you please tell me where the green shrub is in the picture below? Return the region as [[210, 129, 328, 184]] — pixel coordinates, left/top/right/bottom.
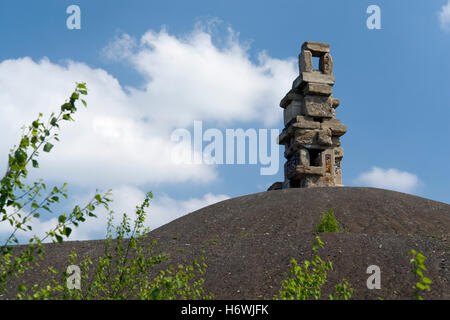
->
[[0, 83, 113, 296], [16, 192, 213, 300], [409, 249, 432, 300], [315, 208, 340, 233], [274, 236, 353, 300]]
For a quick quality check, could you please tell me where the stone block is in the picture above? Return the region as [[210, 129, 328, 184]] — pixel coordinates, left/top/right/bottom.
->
[[294, 129, 317, 145], [331, 136, 341, 146], [301, 42, 330, 56], [299, 50, 313, 73], [319, 53, 333, 75], [302, 83, 332, 96], [292, 116, 321, 130], [283, 101, 303, 126], [303, 96, 333, 118], [292, 73, 335, 91], [332, 98, 340, 108], [292, 165, 324, 176], [317, 128, 333, 146], [321, 122, 347, 137], [280, 89, 303, 108]]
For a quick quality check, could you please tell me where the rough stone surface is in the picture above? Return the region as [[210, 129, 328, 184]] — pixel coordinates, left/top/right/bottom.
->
[[320, 53, 333, 75], [283, 101, 303, 126], [301, 41, 330, 55], [303, 83, 333, 96], [299, 49, 313, 73], [303, 96, 333, 118], [317, 128, 333, 146], [279, 89, 303, 108], [294, 129, 317, 145], [292, 116, 321, 130], [322, 122, 347, 137], [292, 73, 335, 91]]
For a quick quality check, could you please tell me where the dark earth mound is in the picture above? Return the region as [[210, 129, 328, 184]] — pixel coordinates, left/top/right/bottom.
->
[[2, 187, 449, 299]]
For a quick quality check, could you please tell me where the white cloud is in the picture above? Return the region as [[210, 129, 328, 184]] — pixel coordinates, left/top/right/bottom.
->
[[0, 185, 229, 242], [439, 0, 450, 32], [0, 25, 295, 188], [102, 33, 137, 61], [0, 23, 291, 242], [354, 167, 419, 193]]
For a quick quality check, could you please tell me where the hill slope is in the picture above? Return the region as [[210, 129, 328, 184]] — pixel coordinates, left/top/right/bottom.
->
[[3, 187, 450, 299]]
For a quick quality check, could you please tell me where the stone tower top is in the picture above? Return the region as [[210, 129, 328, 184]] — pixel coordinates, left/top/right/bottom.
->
[[269, 42, 347, 191]]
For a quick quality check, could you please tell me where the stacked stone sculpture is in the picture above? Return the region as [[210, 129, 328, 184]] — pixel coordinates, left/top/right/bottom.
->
[[276, 41, 347, 189]]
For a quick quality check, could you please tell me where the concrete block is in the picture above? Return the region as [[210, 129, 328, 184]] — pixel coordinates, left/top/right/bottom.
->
[[321, 122, 347, 137], [301, 42, 330, 56], [317, 128, 333, 146], [292, 73, 335, 91], [299, 50, 313, 73], [319, 53, 333, 75], [332, 98, 340, 108], [331, 136, 341, 146], [294, 129, 317, 145], [303, 83, 332, 96], [280, 89, 303, 108], [283, 101, 303, 126], [292, 116, 321, 130], [303, 96, 333, 118]]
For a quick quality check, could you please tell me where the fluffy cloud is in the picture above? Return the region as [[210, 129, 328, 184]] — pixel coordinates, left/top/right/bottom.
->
[[354, 167, 419, 193], [0, 185, 230, 242], [0, 25, 295, 188], [439, 0, 450, 32], [0, 23, 292, 242]]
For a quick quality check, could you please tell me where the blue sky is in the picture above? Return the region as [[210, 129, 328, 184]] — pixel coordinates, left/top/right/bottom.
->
[[1, 0, 449, 240]]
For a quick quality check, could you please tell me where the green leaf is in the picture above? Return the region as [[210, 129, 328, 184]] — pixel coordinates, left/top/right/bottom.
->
[[58, 214, 66, 224], [20, 136, 29, 148], [32, 159, 39, 168], [43, 143, 54, 152], [416, 282, 426, 290], [422, 277, 432, 285], [62, 114, 73, 121], [150, 288, 161, 300], [64, 227, 72, 237]]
